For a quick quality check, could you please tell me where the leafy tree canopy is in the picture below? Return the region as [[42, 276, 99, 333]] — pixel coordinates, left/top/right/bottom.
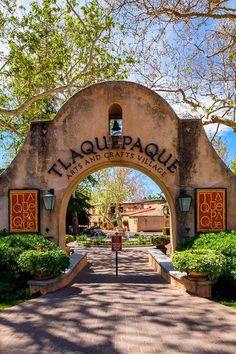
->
[[147, 193, 165, 201], [230, 159, 236, 175], [0, 0, 132, 156], [108, 0, 236, 133]]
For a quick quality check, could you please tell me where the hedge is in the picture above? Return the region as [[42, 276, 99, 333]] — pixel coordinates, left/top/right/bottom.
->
[[176, 231, 236, 282]]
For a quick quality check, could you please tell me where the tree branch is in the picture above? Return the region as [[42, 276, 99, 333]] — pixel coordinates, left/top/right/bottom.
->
[[157, 88, 200, 108], [203, 116, 236, 131], [0, 76, 79, 117], [0, 118, 23, 136], [210, 123, 220, 143], [149, 7, 236, 20]]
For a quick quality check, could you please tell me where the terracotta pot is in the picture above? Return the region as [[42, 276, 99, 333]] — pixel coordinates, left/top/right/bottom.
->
[[34, 273, 55, 280], [187, 271, 208, 281], [156, 245, 167, 254]]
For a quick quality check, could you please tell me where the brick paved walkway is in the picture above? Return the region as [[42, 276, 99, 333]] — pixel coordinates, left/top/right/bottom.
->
[[0, 247, 236, 354]]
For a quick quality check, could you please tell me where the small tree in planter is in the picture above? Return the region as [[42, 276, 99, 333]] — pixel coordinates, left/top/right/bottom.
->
[[65, 234, 75, 244], [172, 249, 227, 281], [162, 227, 170, 236], [123, 219, 129, 231], [151, 235, 170, 254], [111, 216, 118, 228]]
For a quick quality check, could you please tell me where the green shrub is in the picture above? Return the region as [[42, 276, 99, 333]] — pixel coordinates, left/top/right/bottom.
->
[[0, 234, 68, 302], [0, 228, 9, 237], [18, 249, 70, 277], [162, 227, 170, 236], [191, 232, 236, 256], [176, 231, 236, 282], [0, 245, 22, 279], [81, 240, 92, 247], [65, 234, 75, 243], [136, 236, 145, 245], [92, 236, 106, 245], [176, 236, 197, 251], [151, 235, 170, 247], [77, 234, 89, 244], [0, 281, 29, 302], [0, 234, 58, 251], [172, 249, 227, 281]]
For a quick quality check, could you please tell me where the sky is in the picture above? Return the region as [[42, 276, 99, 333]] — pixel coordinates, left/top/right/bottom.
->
[[224, 130, 236, 164]]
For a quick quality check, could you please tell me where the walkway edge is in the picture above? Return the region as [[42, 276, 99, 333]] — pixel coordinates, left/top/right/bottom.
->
[[28, 251, 88, 296], [149, 249, 213, 298]]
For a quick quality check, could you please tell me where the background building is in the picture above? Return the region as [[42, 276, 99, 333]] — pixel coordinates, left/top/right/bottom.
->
[[90, 199, 169, 232]]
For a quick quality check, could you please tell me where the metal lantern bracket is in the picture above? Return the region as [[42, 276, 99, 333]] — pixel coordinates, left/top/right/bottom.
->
[[42, 189, 56, 211], [178, 190, 192, 213]]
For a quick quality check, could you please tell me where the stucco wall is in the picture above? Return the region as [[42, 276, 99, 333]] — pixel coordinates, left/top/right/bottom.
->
[[137, 216, 165, 232]]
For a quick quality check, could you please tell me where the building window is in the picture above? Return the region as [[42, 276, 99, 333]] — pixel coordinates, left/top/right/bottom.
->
[[109, 104, 123, 136]]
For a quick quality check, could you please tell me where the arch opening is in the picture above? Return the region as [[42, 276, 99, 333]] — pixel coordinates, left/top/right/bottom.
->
[[58, 161, 176, 253]]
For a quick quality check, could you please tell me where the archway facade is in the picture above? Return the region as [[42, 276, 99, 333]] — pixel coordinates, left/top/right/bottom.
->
[[0, 81, 235, 250]]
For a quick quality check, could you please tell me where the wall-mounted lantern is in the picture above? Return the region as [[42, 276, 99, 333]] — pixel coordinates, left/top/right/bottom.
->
[[178, 190, 192, 213], [42, 189, 56, 210]]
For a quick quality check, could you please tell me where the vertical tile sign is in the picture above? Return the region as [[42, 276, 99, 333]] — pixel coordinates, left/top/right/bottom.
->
[[196, 188, 226, 232], [9, 189, 39, 233]]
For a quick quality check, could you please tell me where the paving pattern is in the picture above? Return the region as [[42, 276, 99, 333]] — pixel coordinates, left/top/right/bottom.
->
[[0, 247, 236, 354]]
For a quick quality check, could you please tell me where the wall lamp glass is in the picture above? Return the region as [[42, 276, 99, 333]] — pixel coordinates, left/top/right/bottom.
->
[[178, 190, 192, 213], [42, 189, 56, 210]]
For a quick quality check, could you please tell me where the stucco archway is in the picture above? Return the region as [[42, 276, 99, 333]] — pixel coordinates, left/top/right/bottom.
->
[[0, 81, 235, 251]]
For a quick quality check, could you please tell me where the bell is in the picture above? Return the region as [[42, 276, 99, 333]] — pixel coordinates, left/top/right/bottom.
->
[[111, 120, 121, 132]]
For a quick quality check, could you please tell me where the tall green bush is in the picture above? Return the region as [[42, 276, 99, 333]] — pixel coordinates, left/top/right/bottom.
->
[[176, 231, 236, 282], [0, 245, 21, 279], [172, 249, 227, 281], [18, 249, 70, 277], [0, 234, 64, 301], [0, 234, 57, 250], [151, 235, 170, 247]]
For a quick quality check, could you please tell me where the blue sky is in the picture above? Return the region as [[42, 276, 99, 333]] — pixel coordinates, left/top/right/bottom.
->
[[224, 130, 236, 164]]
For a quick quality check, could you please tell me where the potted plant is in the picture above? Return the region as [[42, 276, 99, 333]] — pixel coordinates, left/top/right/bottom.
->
[[65, 234, 75, 244], [123, 219, 129, 231], [162, 227, 170, 236], [151, 235, 170, 254], [18, 249, 70, 280], [172, 249, 227, 281]]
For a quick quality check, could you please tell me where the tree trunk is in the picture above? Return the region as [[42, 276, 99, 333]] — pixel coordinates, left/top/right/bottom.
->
[[72, 210, 79, 236]]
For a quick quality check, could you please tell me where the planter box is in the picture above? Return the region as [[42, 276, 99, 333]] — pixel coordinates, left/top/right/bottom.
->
[[149, 249, 213, 298], [28, 251, 87, 296]]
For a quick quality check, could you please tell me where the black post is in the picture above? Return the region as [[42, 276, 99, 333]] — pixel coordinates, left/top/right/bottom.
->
[[116, 250, 118, 276]]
